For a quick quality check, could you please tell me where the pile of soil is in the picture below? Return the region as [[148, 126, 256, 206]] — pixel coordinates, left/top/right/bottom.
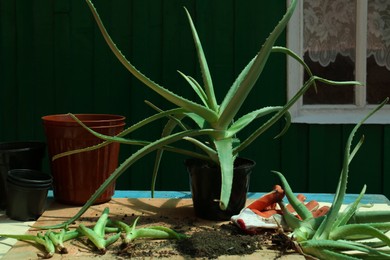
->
[[7, 199, 302, 259], [107, 219, 296, 259]]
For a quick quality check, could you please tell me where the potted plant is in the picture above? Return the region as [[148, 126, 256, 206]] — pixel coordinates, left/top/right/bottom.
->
[[41, 0, 360, 228]]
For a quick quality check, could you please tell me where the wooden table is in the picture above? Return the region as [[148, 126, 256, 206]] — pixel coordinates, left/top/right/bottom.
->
[[2, 191, 390, 259]]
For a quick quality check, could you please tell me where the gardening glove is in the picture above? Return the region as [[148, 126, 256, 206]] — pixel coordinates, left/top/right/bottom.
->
[[231, 185, 329, 233]]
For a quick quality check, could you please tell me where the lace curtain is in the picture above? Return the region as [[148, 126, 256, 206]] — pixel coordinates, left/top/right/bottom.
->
[[304, 0, 390, 71]]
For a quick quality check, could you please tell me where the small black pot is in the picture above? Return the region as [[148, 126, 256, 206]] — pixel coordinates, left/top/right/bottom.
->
[[186, 157, 255, 221], [0, 141, 46, 209], [6, 169, 52, 221]]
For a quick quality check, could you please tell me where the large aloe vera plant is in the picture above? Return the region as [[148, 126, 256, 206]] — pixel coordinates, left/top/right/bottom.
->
[[40, 0, 360, 229], [275, 99, 390, 259]]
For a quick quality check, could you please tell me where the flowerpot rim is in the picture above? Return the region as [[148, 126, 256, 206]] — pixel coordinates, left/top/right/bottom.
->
[[7, 169, 53, 188], [42, 114, 126, 127], [185, 157, 256, 170], [0, 141, 46, 153]]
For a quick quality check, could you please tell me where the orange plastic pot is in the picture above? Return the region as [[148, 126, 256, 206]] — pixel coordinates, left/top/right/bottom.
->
[[42, 114, 125, 205]]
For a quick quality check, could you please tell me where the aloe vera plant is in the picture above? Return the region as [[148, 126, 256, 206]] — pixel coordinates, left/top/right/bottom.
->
[[39, 0, 361, 229], [109, 216, 187, 247], [0, 229, 80, 258], [274, 98, 390, 259]]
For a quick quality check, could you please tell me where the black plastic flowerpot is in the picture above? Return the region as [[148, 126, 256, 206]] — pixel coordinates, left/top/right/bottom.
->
[[6, 169, 52, 221], [186, 157, 255, 221], [0, 141, 46, 209]]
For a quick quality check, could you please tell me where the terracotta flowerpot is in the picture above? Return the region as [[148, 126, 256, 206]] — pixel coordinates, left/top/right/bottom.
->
[[185, 157, 255, 221], [6, 169, 52, 221], [42, 114, 125, 205], [0, 141, 46, 209]]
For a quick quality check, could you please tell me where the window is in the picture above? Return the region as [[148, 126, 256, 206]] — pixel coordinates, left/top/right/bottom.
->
[[287, 0, 390, 124]]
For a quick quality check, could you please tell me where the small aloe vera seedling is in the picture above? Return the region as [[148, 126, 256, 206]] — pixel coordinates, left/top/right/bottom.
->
[[274, 98, 390, 259], [77, 207, 121, 254], [0, 232, 55, 258], [47, 229, 80, 254], [110, 216, 187, 247]]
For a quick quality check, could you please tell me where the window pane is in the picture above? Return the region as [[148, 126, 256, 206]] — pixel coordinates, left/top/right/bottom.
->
[[302, 0, 356, 105], [366, 0, 390, 104]]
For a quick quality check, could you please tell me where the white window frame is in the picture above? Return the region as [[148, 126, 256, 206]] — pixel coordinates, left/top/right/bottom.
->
[[287, 0, 390, 124]]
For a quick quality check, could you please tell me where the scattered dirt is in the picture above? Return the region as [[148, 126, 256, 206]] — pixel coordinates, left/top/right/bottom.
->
[[92, 216, 297, 259], [5, 198, 302, 259]]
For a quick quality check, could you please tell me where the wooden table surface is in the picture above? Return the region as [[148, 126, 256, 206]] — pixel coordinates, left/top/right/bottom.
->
[[2, 191, 390, 259]]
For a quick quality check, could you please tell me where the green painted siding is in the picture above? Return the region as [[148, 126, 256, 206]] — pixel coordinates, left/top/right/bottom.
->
[[1, 0, 389, 198]]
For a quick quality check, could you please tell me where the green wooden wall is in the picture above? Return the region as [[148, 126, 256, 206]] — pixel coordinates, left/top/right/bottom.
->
[[1, 0, 389, 199]]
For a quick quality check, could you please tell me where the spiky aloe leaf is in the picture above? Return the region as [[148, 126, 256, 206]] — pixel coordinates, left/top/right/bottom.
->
[[315, 98, 388, 240], [183, 7, 218, 112], [226, 106, 289, 138], [217, 0, 298, 129], [85, 0, 219, 124], [214, 138, 236, 210], [36, 128, 221, 230], [329, 224, 390, 245]]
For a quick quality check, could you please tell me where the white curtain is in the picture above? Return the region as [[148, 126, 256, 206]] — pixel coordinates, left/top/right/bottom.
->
[[304, 0, 390, 70]]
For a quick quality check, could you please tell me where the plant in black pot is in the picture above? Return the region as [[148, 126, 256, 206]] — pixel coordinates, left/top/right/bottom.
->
[[40, 0, 360, 228]]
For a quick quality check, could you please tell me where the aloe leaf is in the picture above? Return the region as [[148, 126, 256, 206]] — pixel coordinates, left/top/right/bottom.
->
[[182, 137, 218, 162], [214, 138, 235, 210], [302, 246, 361, 260], [77, 224, 107, 253], [350, 210, 390, 224], [330, 224, 390, 245], [61, 113, 210, 162], [272, 46, 317, 92], [301, 239, 390, 258], [227, 106, 285, 137], [177, 70, 209, 107], [52, 108, 188, 160], [144, 100, 188, 131], [332, 185, 367, 229], [358, 240, 390, 249], [335, 222, 390, 241], [272, 171, 313, 220], [235, 76, 360, 155], [148, 107, 187, 198], [316, 98, 388, 240], [85, 0, 218, 123], [183, 7, 218, 112], [217, 0, 297, 129], [36, 129, 220, 229], [278, 201, 302, 230], [94, 208, 110, 237]]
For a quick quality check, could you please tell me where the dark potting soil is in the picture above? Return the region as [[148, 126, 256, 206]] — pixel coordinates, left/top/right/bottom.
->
[[114, 222, 295, 259]]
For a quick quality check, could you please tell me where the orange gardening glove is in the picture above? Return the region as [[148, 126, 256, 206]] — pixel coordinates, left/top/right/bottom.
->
[[231, 185, 330, 233]]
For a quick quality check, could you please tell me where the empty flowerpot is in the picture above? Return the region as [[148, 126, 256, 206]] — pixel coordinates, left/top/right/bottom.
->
[[42, 114, 125, 205], [6, 169, 52, 221], [0, 141, 46, 209]]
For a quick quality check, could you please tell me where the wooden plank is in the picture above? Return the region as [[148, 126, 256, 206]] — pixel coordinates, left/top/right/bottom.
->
[[15, 0, 34, 138], [233, 1, 286, 192], [153, 0, 196, 191], [280, 124, 309, 192], [307, 125, 343, 192], [31, 0, 55, 139], [0, 0, 18, 140], [66, 0, 94, 112], [53, 0, 72, 113], [195, 0, 235, 101], [92, 0, 133, 115], [384, 125, 390, 199]]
